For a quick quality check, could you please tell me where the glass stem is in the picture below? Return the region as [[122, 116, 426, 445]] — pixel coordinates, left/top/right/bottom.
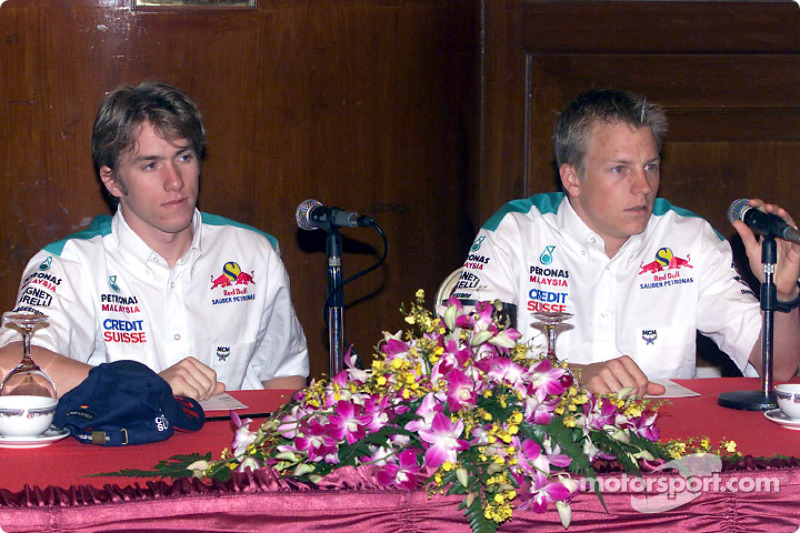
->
[[547, 325, 558, 362], [21, 330, 33, 365]]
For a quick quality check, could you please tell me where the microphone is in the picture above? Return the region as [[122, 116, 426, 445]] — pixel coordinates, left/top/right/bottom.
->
[[728, 198, 800, 245], [296, 199, 375, 232]]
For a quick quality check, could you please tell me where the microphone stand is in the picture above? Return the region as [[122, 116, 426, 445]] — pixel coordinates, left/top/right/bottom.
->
[[718, 234, 778, 411], [326, 228, 345, 377]]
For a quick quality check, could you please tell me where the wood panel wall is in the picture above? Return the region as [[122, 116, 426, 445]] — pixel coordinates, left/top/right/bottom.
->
[[479, 0, 799, 372], [479, 0, 800, 237], [0, 0, 480, 380]]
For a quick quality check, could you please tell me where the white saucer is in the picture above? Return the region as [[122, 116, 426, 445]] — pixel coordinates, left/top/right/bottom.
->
[[0, 426, 70, 449], [764, 409, 800, 431]]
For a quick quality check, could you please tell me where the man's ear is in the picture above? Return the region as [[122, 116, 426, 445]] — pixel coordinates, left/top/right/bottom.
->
[[559, 163, 581, 198], [100, 166, 122, 198]]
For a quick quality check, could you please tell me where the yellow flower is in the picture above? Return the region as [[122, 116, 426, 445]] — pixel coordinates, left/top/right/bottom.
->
[[724, 440, 737, 453], [625, 405, 642, 418]]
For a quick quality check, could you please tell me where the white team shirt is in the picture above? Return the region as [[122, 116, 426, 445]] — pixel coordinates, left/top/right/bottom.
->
[[454, 193, 761, 379], [0, 208, 309, 390]]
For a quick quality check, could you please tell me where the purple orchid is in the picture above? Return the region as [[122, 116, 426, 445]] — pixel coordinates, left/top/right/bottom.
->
[[526, 359, 571, 401], [629, 412, 660, 441], [522, 394, 559, 425], [418, 412, 469, 468], [431, 338, 470, 381], [327, 400, 370, 444], [481, 356, 527, 390], [380, 331, 412, 360], [361, 395, 392, 432], [444, 368, 478, 412], [404, 393, 443, 433], [277, 404, 304, 439], [294, 417, 340, 463], [376, 448, 422, 490], [230, 411, 257, 458], [518, 478, 575, 514]]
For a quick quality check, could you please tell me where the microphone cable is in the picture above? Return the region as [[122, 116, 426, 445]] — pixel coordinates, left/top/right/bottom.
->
[[322, 220, 389, 370]]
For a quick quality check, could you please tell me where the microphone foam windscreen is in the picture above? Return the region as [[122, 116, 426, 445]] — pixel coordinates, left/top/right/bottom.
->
[[727, 198, 751, 225], [296, 199, 322, 231]]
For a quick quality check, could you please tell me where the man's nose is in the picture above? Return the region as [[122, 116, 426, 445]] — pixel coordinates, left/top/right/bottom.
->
[[164, 163, 184, 191], [631, 169, 652, 195]]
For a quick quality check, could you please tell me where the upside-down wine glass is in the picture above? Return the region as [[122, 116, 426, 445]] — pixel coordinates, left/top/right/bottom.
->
[[0, 312, 57, 399], [531, 311, 573, 364]]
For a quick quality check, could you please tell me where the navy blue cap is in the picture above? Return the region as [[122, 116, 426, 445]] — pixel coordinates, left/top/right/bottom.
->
[[54, 360, 205, 446]]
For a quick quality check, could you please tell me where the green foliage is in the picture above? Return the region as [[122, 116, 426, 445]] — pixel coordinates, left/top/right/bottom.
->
[[94, 453, 211, 479]]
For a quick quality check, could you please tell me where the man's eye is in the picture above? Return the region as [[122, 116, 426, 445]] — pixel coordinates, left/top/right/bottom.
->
[[178, 153, 194, 163], [611, 165, 624, 173], [645, 163, 659, 172], [142, 162, 157, 171]]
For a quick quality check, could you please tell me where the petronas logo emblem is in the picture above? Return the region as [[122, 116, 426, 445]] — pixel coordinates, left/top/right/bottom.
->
[[109, 275, 121, 293], [38, 256, 53, 271]]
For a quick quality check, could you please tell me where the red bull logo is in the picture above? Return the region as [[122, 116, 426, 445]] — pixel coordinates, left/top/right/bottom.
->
[[638, 260, 664, 275], [210, 273, 231, 289], [235, 271, 256, 285], [639, 247, 692, 276], [667, 254, 692, 270], [210, 262, 256, 290]]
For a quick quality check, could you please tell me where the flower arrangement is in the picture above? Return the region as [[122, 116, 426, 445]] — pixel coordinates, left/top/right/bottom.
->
[[122, 291, 725, 531]]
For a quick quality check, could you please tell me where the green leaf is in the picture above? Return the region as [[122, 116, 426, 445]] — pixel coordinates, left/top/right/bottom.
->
[[463, 491, 498, 533], [92, 452, 212, 479]]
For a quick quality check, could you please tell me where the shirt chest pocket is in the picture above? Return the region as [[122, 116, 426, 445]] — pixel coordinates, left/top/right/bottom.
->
[[207, 341, 255, 390], [632, 324, 696, 379]]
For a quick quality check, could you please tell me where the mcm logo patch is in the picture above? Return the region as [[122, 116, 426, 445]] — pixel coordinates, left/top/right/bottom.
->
[[642, 329, 658, 345], [216, 346, 231, 361]]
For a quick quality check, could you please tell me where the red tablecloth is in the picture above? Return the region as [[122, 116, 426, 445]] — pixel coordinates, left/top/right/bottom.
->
[[1, 379, 800, 533], [0, 389, 294, 493], [657, 378, 799, 458], [1, 379, 798, 493]]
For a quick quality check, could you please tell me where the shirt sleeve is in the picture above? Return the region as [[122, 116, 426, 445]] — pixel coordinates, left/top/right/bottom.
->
[[0, 249, 97, 362], [454, 213, 529, 307], [248, 244, 309, 386], [695, 224, 761, 373]]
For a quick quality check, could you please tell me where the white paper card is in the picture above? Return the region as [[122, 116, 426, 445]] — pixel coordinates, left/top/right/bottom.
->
[[647, 379, 700, 399], [199, 392, 248, 411]]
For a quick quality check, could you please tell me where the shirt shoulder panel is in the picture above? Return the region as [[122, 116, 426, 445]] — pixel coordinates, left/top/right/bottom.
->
[[200, 212, 279, 252], [42, 215, 112, 256], [652, 198, 724, 241], [482, 192, 564, 232]]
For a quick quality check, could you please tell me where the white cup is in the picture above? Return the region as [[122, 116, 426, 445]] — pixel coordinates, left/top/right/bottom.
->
[[0, 395, 57, 437], [774, 383, 800, 419]]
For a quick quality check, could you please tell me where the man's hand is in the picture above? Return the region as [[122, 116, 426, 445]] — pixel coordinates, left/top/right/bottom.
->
[[573, 355, 666, 397], [733, 198, 800, 300], [159, 357, 225, 401], [736, 199, 800, 381]]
